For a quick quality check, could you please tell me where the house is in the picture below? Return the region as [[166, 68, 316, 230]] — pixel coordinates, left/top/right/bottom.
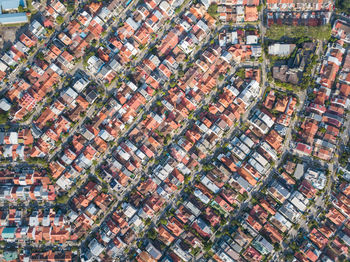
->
[[87, 56, 104, 74], [293, 142, 313, 156], [88, 238, 105, 257], [327, 207, 346, 227], [309, 228, 328, 249], [268, 181, 290, 203], [245, 6, 258, 22], [157, 225, 175, 246], [252, 236, 274, 255], [333, 20, 350, 43], [192, 218, 212, 238], [242, 246, 262, 262], [145, 242, 162, 260], [304, 168, 326, 190]]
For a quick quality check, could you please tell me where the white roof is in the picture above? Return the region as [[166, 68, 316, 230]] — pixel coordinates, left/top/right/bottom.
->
[[248, 157, 265, 174], [123, 204, 137, 219], [8, 132, 18, 144], [201, 175, 220, 194], [194, 189, 210, 204], [252, 152, 269, 167], [73, 77, 89, 93], [0, 59, 8, 71], [98, 7, 111, 21], [56, 175, 73, 191], [260, 142, 278, 161], [0, 98, 11, 111], [268, 43, 295, 56], [89, 238, 105, 257], [246, 35, 258, 45], [127, 81, 138, 91], [273, 212, 292, 230], [65, 87, 78, 99], [231, 31, 238, 44], [159, 1, 171, 14], [125, 17, 139, 31], [239, 133, 254, 148]]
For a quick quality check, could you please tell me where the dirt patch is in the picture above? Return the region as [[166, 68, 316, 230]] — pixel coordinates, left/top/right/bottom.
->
[[0, 27, 18, 49]]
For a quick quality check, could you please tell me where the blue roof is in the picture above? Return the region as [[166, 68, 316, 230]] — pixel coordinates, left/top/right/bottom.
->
[[2, 227, 15, 238], [0, 0, 26, 11], [0, 13, 28, 24]]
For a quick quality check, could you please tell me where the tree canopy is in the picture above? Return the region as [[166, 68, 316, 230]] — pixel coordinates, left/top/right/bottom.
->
[[0, 111, 9, 124], [208, 4, 218, 18], [336, 0, 350, 14]]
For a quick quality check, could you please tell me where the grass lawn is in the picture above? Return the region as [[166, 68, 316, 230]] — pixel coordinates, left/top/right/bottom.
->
[[266, 24, 331, 41], [0, 22, 27, 27]]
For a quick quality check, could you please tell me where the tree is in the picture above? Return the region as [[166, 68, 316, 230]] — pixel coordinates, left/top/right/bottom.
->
[[164, 134, 171, 145], [147, 228, 157, 240], [207, 4, 218, 17], [236, 68, 245, 79], [56, 16, 64, 24], [336, 0, 350, 14], [160, 218, 167, 225], [202, 164, 214, 171], [319, 127, 326, 134], [203, 241, 213, 252], [273, 243, 281, 251], [144, 218, 151, 226], [56, 194, 69, 204], [67, 3, 75, 12], [0, 111, 9, 124], [91, 39, 97, 47], [178, 69, 184, 78]]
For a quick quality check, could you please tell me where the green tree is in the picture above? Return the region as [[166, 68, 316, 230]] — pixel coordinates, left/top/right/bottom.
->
[[147, 228, 157, 240], [160, 218, 167, 225], [37, 51, 45, 61], [56, 16, 64, 24], [56, 194, 69, 204], [207, 4, 218, 17], [203, 241, 213, 252], [336, 0, 350, 14], [236, 68, 245, 79], [0, 111, 9, 124], [67, 3, 75, 12]]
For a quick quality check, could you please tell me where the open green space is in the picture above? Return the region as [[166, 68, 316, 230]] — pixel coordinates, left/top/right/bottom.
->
[[266, 25, 331, 41]]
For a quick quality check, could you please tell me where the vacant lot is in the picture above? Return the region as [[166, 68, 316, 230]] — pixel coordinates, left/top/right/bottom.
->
[[0, 24, 28, 49], [0, 27, 17, 49], [266, 25, 331, 41]]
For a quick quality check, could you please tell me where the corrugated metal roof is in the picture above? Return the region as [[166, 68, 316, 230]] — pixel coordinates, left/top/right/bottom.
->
[[0, 13, 27, 24]]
